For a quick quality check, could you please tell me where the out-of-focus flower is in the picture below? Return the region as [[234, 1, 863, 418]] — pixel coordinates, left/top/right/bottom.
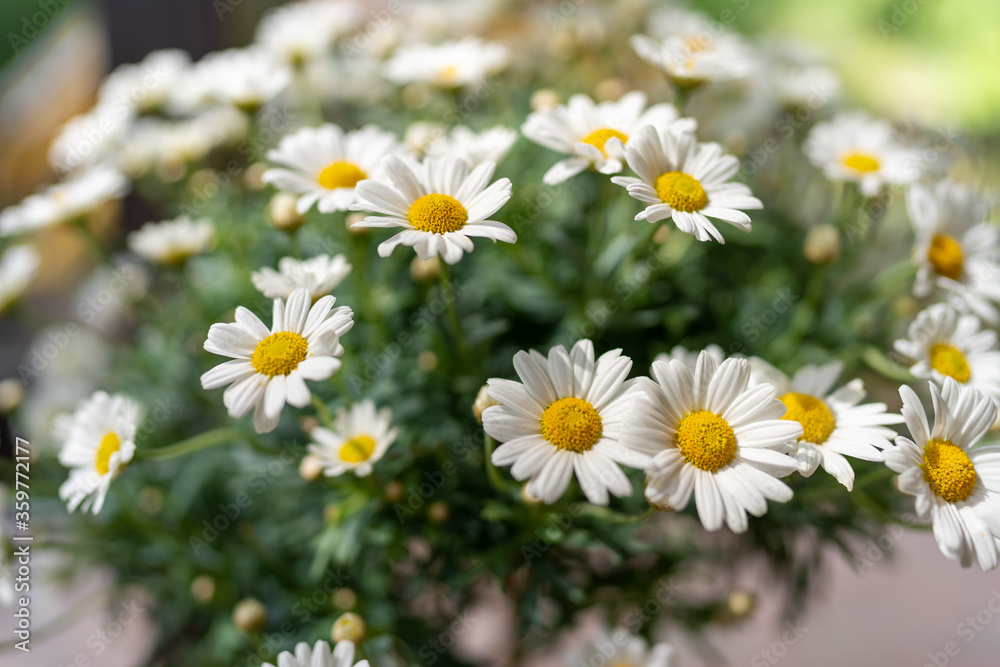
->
[[522, 91, 695, 185], [252, 254, 352, 300], [128, 216, 217, 265], [200, 288, 354, 433], [885, 380, 1000, 571], [254, 0, 362, 67], [626, 350, 801, 532], [426, 125, 517, 168], [613, 126, 762, 243], [175, 48, 291, 112], [906, 181, 1000, 323], [308, 400, 397, 478], [484, 339, 646, 505], [351, 154, 514, 265], [263, 124, 399, 214], [99, 48, 191, 115], [577, 626, 675, 667], [749, 359, 902, 490], [804, 112, 920, 197], [263, 640, 369, 667], [48, 107, 131, 174], [384, 37, 509, 88], [0, 245, 40, 314], [894, 304, 1000, 405], [654, 344, 726, 372], [0, 165, 128, 237], [56, 391, 142, 515]]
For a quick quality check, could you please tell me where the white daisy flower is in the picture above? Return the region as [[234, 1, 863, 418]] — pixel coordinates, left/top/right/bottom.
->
[[906, 181, 1000, 323], [893, 304, 1000, 405], [56, 391, 142, 515], [177, 48, 291, 112], [263, 640, 369, 667], [0, 164, 128, 237], [482, 339, 647, 505], [885, 379, 1000, 571], [630, 21, 753, 88], [803, 112, 920, 197], [612, 126, 762, 243], [200, 288, 354, 434], [262, 123, 399, 214], [384, 37, 509, 88], [254, 0, 362, 66], [654, 343, 725, 372], [580, 627, 675, 667], [425, 125, 517, 168], [624, 350, 802, 533], [522, 91, 696, 185], [350, 154, 515, 265], [307, 400, 397, 477], [0, 245, 40, 314], [127, 216, 216, 265], [252, 254, 352, 300], [98, 48, 192, 115], [748, 358, 903, 490], [48, 106, 131, 174]]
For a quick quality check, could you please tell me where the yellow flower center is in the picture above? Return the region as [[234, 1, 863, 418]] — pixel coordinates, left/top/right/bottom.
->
[[251, 331, 308, 377], [95, 431, 121, 476], [539, 397, 603, 453], [842, 152, 881, 173], [929, 343, 971, 383], [674, 410, 737, 472], [339, 435, 377, 463], [317, 161, 367, 190], [407, 193, 468, 234], [922, 438, 976, 503], [655, 171, 708, 213], [440, 64, 460, 85], [779, 392, 836, 445], [927, 233, 964, 281], [581, 127, 629, 156]]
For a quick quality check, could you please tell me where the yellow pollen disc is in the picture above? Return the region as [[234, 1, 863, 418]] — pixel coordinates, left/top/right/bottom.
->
[[340, 435, 377, 463], [683, 34, 709, 53], [317, 161, 367, 190], [674, 410, 737, 472], [780, 392, 836, 445], [922, 439, 976, 503], [251, 331, 308, 377], [539, 397, 603, 453], [927, 233, 964, 281], [842, 152, 881, 173], [581, 127, 629, 156], [929, 342, 971, 383], [407, 193, 468, 234], [655, 171, 708, 213], [95, 431, 121, 476], [440, 64, 460, 85]]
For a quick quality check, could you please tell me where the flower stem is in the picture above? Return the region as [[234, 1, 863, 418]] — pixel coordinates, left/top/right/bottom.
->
[[136, 427, 245, 461], [483, 434, 507, 493], [437, 258, 470, 368], [311, 394, 336, 429], [578, 504, 656, 524], [74, 217, 111, 265]]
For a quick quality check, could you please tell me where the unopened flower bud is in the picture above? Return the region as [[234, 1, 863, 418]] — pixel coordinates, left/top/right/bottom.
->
[[299, 454, 325, 482], [803, 224, 841, 265], [331, 612, 366, 644], [410, 256, 440, 283], [268, 192, 305, 231], [725, 590, 756, 618], [472, 385, 497, 423], [233, 598, 267, 634], [191, 575, 216, 604], [531, 89, 560, 111]]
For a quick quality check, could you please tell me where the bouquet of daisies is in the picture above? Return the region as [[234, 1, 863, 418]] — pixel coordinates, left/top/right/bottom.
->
[[2, 1, 999, 665]]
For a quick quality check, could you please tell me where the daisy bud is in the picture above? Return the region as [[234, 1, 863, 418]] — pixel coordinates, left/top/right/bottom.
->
[[244, 162, 268, 191], [299, 454, 325, 482], [521, 484, 543, 506], [725, 590, 756, 618], [803, 224, 841, 265], [385, 480, 405, 503], [530, 89, 560, 111], [428, 501, 449, 523], [138, 487, 164, 515], [652, 225, 671, 244], [233, 598, 267, 634], [417, 350, 438, 371], [300, 415, 319, 432], [331, 612, 366, 644], [472, 385, 497, 423], [645, 477, 673, 512], [191, 575, 216, 604], [0, 378, 25, 413], [268, 192, 305, 231], [346, 212, 368, 235], [409, 256, 440, 283], [333, 588, 358, 610]]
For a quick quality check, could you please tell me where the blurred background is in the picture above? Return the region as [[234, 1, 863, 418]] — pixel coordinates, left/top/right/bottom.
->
[[2, 0, 1000, 665]]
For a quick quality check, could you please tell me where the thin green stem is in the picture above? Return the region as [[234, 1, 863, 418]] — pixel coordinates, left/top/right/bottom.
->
[[311, 394, 336, 429], [577, 504, 656, 524], [484, 434, 507, 493], [136, 427, 245, 461], [74, 217, 111, 265], [437, 258, 470, 368]]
